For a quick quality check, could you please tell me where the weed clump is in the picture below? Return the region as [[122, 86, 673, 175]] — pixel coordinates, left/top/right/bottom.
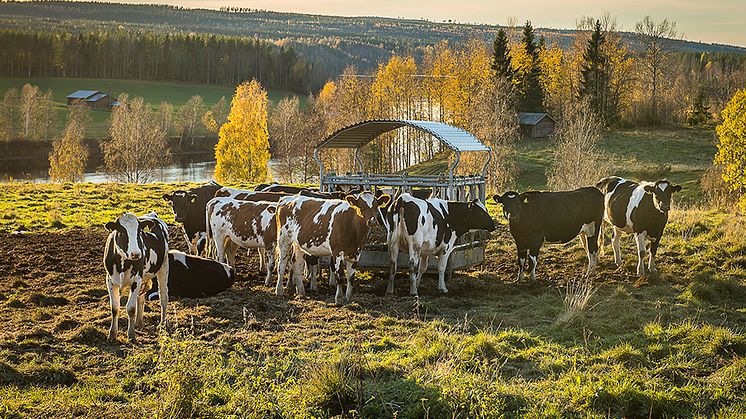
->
[[556, 277, 597, 325], [304, 348, 364, 417]]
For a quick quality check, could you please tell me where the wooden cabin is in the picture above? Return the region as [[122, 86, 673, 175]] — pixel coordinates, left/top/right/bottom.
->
[[518, 112, 556, 138], [66, 90, 117, 110]]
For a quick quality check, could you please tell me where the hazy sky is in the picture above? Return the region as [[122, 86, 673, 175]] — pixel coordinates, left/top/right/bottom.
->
[[112, 0, 746, 46]]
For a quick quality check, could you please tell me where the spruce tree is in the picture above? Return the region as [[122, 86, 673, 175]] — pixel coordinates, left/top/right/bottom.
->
[[519, 21, 545, 112], [491, 28, 513, 81], [579, 20, 610, 123]]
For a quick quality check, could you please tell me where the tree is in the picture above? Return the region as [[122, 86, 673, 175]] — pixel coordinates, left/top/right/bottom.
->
[[175, 95, 204, 147], [491, 28, 513, 82], [546, 98, 609, 190], [214, 80, 271, 183], [49, 104, 89, 182], [202, 96, 228, 134], [269, 96, 303, 182], [714, 89, 746, 205], [19, 84, 56, 140], [516, 21, 545, 112], [0, 88, 20, 141], [635, 16, 678, 123], [103, 94, 171, 183], [579, 20, 610, 124]]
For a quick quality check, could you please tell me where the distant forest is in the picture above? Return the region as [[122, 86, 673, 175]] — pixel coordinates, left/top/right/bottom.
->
[[1, 0, 745, 81], [0, 29, 314, 92]]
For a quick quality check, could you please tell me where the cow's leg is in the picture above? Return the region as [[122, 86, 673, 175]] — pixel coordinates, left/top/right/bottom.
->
[[516, 248, 528, 282], [585, 233, 600, 277], [344, 259, 356, 303], [107, 274, 120, 340], [328, 259, 337, 286], [612, 227, 623, 266], [634, 232, 648, 276], [157, 259, 169, 325], [213, 230, 226, 262], [437, 251, 451, 293], [291, 245, 306, 297], [333, 255, 347, 306], [225, 240, 238, 269], [415, 254, 429, 291], [386, 240, 399, 295], [648, 236, 660, 274], [307, 256, 319, 293], [264, 246, 275, 287], [126, 276, 141, 343], [136, 280, 146, 326], [258, 247, 266, 271], [275, 241, 292, 296], [409, 255, 420, 296], [528, 248, 540, 281]]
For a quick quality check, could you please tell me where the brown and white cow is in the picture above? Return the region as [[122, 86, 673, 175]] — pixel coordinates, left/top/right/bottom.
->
[[275, 192, 391, 305], [103, 212, 169, 343], [206, 197, 279, 285]]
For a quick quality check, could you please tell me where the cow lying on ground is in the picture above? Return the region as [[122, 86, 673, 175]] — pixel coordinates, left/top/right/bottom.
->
[[103, 212, 169, 343], [255, 183, 318, 194], [147, 250, 234, 299], [206, 197, 278, 286], [494, 187, 604, 281], [275, 192, 391, 305], [162, 180, 221, 255], [596, 177, 681, 276], [385, 194, 496, 295]]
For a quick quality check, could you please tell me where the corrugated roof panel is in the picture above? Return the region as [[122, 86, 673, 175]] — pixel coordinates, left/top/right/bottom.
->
[[86, 93, 109, 102], [66, 90, 99, 99], [316, 119, 490, 153]]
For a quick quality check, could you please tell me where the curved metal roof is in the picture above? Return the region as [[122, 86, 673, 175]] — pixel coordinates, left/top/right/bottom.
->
[[316, 119, 490, 152]]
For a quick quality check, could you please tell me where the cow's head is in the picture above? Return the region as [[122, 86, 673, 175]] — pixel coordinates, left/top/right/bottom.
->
[[105, 212, 153, 260], [466, 199, 496, 232], [345, 192, 391, 226], [493, 191, 529, 223], [162, 190, 198, 222], [644, 180, 682, 212]]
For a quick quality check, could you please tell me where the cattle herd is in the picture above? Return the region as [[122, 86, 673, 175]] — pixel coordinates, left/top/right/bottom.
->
[[103, 177, 681, 342]]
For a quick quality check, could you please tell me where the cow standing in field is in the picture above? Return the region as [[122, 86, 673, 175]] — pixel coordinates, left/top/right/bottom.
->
[[386, 194, 496, 295], [147, 250, 235, 300], [162, 180, 222, 255], [596, 177, 682, 276], [494, 187, 604, 282], [275, 192, 391, 305], [206, 197, 279, 286], [103, 212, 169, 343]]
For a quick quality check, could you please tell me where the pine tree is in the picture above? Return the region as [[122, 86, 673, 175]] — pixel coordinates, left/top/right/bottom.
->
[[491, 28, 513, 81], [579, 20, 610, 123], [214, 80, 271, 183], [518, 21, 545, 112]]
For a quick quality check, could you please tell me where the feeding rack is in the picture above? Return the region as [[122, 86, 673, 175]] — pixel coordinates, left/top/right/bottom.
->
[[313, 119, 493, 273]]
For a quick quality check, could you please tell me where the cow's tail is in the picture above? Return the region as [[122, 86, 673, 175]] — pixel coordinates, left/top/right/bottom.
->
[[597, 218, 605, 257], [205, 202, 214, 260]]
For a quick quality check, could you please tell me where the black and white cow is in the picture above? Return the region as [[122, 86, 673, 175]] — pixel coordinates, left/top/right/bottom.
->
[[596, 177, 682, 276], [147, 250, 234, 299], [103, 212, 169, 343], [494, 187, 604, 282], [162, 180, 222, 255], [386, 194, 496, 295]]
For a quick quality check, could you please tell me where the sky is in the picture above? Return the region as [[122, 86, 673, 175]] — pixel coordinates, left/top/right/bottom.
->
[[108, 0, 746, 47]]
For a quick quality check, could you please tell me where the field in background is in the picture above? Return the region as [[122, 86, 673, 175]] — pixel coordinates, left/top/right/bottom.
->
[[0, 77, 303, 138]]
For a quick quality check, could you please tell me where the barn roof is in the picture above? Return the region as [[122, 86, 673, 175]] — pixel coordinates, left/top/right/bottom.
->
[[518, 112, 555, 126], [316, 119, 490, 152], [66, 90, 99, 100], [86, 92, 110, 102]]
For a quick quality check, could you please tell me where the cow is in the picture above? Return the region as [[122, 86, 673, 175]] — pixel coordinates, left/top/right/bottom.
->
[[256, 184, 319, 194], [162, 180, 222, 255], [595, 177, 682, 276], [385, 194, 496, 295], [493, 187, 604, 282], [206, 197, 279, 286], [147, 250, 235, 299], [275, 192, 391, 305], [103, 212, 169, 343]]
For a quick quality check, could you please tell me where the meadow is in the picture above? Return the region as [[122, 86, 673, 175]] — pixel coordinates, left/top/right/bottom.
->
[[0, 77, 302, 138], [0, 126, 745, 418]]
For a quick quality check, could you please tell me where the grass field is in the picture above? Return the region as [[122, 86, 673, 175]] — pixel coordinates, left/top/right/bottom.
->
[[0, 128, 744, 417], [0, 77, 303, 138]]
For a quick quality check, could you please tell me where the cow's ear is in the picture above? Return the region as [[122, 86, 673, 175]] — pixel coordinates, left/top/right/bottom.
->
[[139, 219, 155, 230], [671, 184, 682, 193], [345, 194, 358, 207], [162, 193, 172, 202], [188, 193, 198, 204], [105, 221, 118, 231], [493, 194, 503, 204], [377, 194, 391, 208], [266, 206, 277, 214], [644, 185, 655, 194], [521, 194, 529, 204]]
